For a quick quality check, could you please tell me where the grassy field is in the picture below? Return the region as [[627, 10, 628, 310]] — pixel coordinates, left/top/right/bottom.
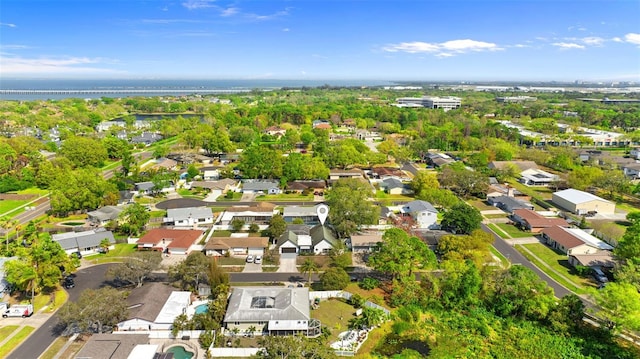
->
[[86, 243, 137, 264], [469, 199, 497, 211], [0, 326, 35, 358], [256, 193, 313, 201], [217, 257, 247, 265], [0, 200, 30, 216], [310, 298, 357, 342], [520, 243, 595, 293], [495, 223, 536, 238], [487, 223, 509, 238]]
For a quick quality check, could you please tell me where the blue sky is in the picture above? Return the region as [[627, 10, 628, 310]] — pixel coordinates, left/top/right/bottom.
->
[[1, 0, 639, 81]]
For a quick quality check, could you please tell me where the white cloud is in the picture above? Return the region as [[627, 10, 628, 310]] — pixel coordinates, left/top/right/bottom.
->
[[245, 8, 291, 21], [282, 28, 290, 32], [182, 0, 216, 10], [383, 39, 501, 56], [0, 55, 124, 75], [552, 42, 585, 49], [625, 33, 640, 45], [581, 36, 604, 46], [0, 22, 16, 28], [221, 7, 239, 17], [513, 44, 531, 48], [612, 37, 623, 43]]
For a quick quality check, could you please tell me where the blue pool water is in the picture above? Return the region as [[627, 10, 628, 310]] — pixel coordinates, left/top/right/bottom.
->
[[166, 346, 194, 359], [195, 304, 208, 314]]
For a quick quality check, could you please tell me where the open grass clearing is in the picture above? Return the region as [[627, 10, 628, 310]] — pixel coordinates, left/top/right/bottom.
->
[[0, 326, 35, 358], [310, 297, 357, 342], [495, 223, 536, 238], [343, 283, 389, 310]]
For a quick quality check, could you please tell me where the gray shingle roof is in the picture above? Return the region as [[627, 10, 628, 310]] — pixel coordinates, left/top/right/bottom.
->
[[403, 200, 438, 214], [224, 287, 310, 323], [52, 229, 115, 251], [167, 206, 213, 221], [242, 180, 279, 191]]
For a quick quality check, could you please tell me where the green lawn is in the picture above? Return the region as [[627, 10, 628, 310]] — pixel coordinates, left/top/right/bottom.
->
[[0, 326, 35, 358], [310, 298, 357, 342], [0, 200, 29, 216], [16, 188, 49, 196], [515, 244, 593, 295], [489, 245, 510, 268], [86, 243, 137, 264], [39, 336, 68, 359], [256, 193, 313, 202], [217, 257, 248, 265], [495, 223, 536, 238], [0, 326, 19, 340], [469, 199, 497, 211], [487, 223, 509, 238]]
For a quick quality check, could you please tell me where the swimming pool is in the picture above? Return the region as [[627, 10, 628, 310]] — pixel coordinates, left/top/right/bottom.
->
[[195, 304, 208, 314], [166, 345, 194, 359]]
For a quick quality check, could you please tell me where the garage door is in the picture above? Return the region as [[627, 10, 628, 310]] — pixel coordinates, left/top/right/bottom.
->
[[248, 248, 264, 255], [281, 247, 297, 254]]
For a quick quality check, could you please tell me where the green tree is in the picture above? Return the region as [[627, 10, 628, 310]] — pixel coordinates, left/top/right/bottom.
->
[[320, 267, 350, 290], [0, 216, 19, 252], [300, 259, 319, 286], [230, 219, 245, 232], [614, 212, 640, 264], [264, 214, 287, 240], [591, 282, 640, 333], [117, 203, 151, 236], [441, 202, 483, 234], [168, 251, 211, 291], [325, 179, 378, 237], [59, 136, 108, 168], [238, 145, 283, 179], [437, 229, 494, 267], [256, 335, 337, 359], [369, 228, 437, 278], [58, 287, 129, 334], [106, 251, 162, 287]]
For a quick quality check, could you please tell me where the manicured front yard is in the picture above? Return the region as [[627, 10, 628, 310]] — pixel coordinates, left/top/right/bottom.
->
[[0, 200, 30, 216], [517, 243, 595, 294], [495, 223, 536, 238], [0, 326, 35, 358], [256, 193, 313, 202]]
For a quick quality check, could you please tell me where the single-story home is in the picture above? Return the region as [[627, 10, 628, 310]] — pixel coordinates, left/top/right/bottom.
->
[[349, 232, 383, 252], [150, 157, 178, 171], [519, 168, 559, 187], [135, 228, 204, 255], [130, 132, 163, 146], [117, 282, 191, 331], [0, 257, 17, 294], [379, 178, 413, 195], [486, 182, 529, 200], [51, 229, 116, 256], [552, 188, 616, 215], [223, 287, 320, 337], [190, 178, 238, 196], [622, 163, 640, 180], [282, 205, 321, 225], [630, 147, 640, 160], [87, 205, 125, 226], [568, 251, 616, 269], [242, 180, 281, 195], [488, 160, 538, 172], [511, 209, 569, 232], [203, 237, 269, 257], [218, 202, 276, 226], [487, 196, 534, 214], [329, 169, 364, 181], [370, 167, 411, 181], [74, 334, 152, 359], [134, 181, 175, 195], [276, 225, 339, 254], [425, 153, 455, 168], [285, 180, 326, 194], [400, 200, 438, 229], [200, 166, 225, 181], [164, 206, 214, 227], [540, 226, 614, 255]]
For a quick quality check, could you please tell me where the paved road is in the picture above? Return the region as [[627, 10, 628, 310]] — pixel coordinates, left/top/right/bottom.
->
[[7, 264, 115, 359], [483, 223, 572, 298]]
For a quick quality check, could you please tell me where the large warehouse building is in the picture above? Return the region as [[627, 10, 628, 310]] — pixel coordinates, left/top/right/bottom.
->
[[552, 189, 616, 215]]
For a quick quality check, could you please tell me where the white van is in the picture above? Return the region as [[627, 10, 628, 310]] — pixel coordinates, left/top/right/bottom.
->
[[3, 304, 34, 318], [0, 302, 8, 314]]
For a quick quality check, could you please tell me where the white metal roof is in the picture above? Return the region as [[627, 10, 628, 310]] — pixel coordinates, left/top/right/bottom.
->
[[564, 228, 614, 251], [554, 189, 611, 205], [127, 345, 159, 359], [154, 291, 191, 324]]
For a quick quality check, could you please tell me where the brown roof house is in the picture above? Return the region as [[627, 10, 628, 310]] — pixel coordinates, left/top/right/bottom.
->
[[204, 236, 269, 257], [511, 209, 569, 233], [136, 228, 204, 255], [116, 282, 191, 331], [541, 226, 613, 255]]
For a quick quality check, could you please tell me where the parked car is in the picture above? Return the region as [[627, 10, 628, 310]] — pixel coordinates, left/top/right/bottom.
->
[[0, 302, 8, 314], [254, 255, 262, 264], [246, 255, 254, 263], [592, 267, 608, 283], [3, 304, 34, 318], [63, 277, 75, 289]]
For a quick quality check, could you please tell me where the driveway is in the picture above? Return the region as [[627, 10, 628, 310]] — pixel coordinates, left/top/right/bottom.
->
[[277, 253, 298, 273], [243, 261, 263, 273]]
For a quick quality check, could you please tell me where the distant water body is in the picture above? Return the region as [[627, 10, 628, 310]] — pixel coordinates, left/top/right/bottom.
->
[[0, 79, 394, 101]]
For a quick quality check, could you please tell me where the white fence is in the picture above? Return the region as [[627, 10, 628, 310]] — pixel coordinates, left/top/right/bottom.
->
[[209, 348, 262, 357], [309, 291, 391, 315]]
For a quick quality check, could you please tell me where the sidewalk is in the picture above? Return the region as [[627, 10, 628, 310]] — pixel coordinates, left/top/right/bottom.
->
[[0, 303, 56, 356]]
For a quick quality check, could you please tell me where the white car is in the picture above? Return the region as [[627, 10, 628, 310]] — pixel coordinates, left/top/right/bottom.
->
[[254, 255, 262, 264], [246, 255, 254, 263]]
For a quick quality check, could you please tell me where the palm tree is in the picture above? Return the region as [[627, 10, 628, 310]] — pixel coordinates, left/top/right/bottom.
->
[[0, 217, 19, 252], [300, 258, 319, 287], [99, 238, 111, 254], [247, 325, 257, 338]]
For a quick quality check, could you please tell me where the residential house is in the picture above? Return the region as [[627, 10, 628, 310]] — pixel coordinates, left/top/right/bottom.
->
[[355, 129, 383, 141], [116, 282, 191, 331], [87, 205, 125, 226], [425, 153, 455, 168], [218, 202, 276, 226], [329, 169, 364, 181], [135, 228, 204, 255], [190, 179, 237, 198], [379, 178, 413, 195], [73, 334, 152, 359], [552, 188, 616, 215], [134, 181, 175, 195], [568, 251, 616, 269], [541, 226, 614, 255], [203, 237, 269, 257], [622, 163, 640, 180], [118, 190, 134, 205], [265, 126, 287, 137], [223, 287, 320, 337], [51, 229, 116, 256], [0, 257, 16, 294], [282, 205, 321, 225], [312, 120, 331, 130], [276, 224, 339, 254], [164, 206, 214, 227], [370, 167, 411, 181], [577, 150, 604, 163], [630, 147, 640, 160], [486, 182, 530, 200], [487, 196, 534, 214], [349, 232, 383, 252], [519, 168, 560, 187], [285, 180, 326, 194], [200, 166, 225, 181], [130, 132, 163, 146], [242, 180, 281, 195], [400, 200, 438, 229], [511, 209, 569, 232], [150, 157, 178, 171]]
